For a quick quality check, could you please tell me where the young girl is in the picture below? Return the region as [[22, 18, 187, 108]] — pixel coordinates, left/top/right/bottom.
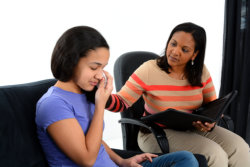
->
[[35, 26, 199, 167]]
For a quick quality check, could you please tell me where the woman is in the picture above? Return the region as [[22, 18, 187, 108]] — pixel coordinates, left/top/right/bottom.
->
[[106, 22, 250, 167], [35, 26, 199, 167]]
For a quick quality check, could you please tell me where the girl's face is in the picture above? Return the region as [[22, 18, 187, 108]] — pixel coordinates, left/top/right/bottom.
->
[[73, 47, 110, 92], [166, 31, 198, 69]]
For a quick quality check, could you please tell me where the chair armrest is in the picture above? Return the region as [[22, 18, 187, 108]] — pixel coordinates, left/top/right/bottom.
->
[[119, 118, 151, 129], [119, 118, 169, 153], [218, 114, 234, 131]]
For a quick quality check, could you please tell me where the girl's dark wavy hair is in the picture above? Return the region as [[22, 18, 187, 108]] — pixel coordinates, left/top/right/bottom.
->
[[51, 26, 109, 103], [157, 22, 206, 87]]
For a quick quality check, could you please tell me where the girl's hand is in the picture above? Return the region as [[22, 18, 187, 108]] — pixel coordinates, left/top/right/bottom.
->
[[95, 71, 113, 107], [193, 121, 216, 132], [120, 153, 158, 167]]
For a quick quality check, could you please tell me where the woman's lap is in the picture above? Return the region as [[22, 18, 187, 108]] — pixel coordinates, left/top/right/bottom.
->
[[138, 126, 250, 167], [138, 127, 222, 154]]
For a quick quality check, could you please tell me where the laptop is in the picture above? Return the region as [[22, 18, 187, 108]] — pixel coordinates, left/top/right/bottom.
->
[[140, 90, 238, 131]]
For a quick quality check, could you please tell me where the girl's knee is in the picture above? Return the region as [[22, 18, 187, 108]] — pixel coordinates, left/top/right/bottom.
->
[[175, 151, 199, 167], [177, 150, 195, 159]]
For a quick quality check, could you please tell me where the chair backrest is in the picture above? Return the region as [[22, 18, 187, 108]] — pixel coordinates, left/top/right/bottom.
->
[[0, 79, 56, 167], [114, 51, 159, 151]]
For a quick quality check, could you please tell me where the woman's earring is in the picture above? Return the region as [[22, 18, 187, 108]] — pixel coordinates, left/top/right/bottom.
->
[[191, 60, 194, 66]]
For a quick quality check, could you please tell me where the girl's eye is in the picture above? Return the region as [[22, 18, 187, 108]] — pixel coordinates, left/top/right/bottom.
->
[[170, 42, 176, 47], [90, 67, 98, 70]]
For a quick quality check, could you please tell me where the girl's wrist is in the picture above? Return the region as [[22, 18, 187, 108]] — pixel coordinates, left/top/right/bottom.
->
[[94, 103, 105, 112], [116, 158, 127, 167]]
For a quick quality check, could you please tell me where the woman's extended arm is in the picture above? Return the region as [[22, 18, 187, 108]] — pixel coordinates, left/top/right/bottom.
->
[[105, 94, 128, 112], [106, 74, 146, 112], [106, 61, 151, 113]]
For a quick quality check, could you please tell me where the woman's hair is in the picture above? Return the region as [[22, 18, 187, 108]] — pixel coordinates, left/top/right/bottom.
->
[[157, 22, 206, 87], [51, 26, 109, 103], [51, 26, 109, 82]]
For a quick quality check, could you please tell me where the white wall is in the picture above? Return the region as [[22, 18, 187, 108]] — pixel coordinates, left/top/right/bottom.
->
[[0, 0, 225, 149]]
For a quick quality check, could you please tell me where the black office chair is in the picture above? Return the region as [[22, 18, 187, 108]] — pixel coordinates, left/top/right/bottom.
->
[[114, 51, 209, 166], [114, 51, 168, 152]]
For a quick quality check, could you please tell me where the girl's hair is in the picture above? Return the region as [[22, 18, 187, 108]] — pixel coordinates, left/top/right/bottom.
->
[[51, 26, 109, 82], [157, 22, 206, 87], [51, 26, 109, 103]]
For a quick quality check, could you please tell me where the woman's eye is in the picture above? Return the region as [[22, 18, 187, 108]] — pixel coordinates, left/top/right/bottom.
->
[[182, 48, 189, 53], [90, 67, 97, 70]]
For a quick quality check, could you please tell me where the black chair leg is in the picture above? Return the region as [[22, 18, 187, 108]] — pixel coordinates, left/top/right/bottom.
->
[[193, 154, 208, 167]]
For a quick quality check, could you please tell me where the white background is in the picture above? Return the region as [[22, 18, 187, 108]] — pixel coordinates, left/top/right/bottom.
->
[[0, 0, 225, 149]]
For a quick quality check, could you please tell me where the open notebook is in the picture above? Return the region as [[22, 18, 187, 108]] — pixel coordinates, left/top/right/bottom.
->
[[141, 90, 238, 131]]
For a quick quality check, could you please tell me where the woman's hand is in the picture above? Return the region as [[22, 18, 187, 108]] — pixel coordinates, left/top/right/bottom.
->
[[119, 153, 158, 167], [193, 121, 216, 132]]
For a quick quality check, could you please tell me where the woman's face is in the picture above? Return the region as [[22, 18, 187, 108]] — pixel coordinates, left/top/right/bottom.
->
[[166, 31, 198, 69], [73, 47, 110, 91]]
